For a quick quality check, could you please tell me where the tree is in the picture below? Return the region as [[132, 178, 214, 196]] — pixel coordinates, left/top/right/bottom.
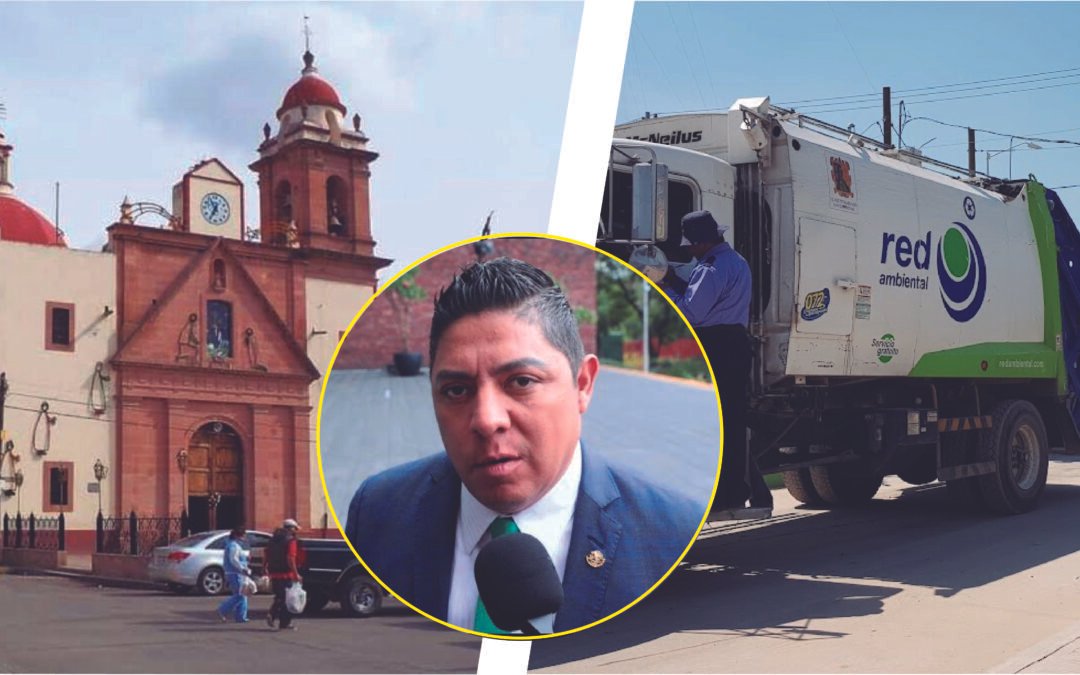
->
[[385, 268, 427, 353], [596, 256, 693, 361]]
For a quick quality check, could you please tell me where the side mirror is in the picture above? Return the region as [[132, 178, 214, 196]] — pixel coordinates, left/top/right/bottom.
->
[[631, 162, 668, 242]]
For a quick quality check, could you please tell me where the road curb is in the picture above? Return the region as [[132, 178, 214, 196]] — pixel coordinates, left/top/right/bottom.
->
[[990, 622, 1080, 673], [10, 566, 167, 592], [599, 363, 714, 390]]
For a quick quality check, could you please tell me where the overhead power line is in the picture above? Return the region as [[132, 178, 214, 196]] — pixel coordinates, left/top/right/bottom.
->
[[907, 116, 1080, 147], [797, 79, 1080, 115], [778, 65, 1080, 106]]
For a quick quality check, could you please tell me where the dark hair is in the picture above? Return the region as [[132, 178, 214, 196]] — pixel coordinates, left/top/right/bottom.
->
[[429, 257, 584, 373], [230, 527, 246, 538]]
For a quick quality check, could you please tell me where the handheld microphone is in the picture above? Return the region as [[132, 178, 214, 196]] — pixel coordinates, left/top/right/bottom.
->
[[474, 532, 563, 635]]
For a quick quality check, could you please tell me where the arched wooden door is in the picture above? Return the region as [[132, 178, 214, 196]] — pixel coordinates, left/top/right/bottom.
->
[[187, 422, 243, 532]]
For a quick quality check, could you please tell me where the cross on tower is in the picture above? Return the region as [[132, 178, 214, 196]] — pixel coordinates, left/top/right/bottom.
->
[[303, 15, 312, 52]]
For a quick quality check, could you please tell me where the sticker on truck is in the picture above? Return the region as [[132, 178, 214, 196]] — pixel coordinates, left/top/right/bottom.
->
[[800, 288, 830, 321], [855, 284, 872, 319], [828, 156, 858, 213], [874, 333, 899, 363]]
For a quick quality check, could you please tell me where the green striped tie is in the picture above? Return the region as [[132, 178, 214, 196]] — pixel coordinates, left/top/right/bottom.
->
[[473, 516, 520, 634]]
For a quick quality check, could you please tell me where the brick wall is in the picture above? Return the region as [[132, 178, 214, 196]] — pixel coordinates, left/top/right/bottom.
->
[[336, 238, 597, 370]]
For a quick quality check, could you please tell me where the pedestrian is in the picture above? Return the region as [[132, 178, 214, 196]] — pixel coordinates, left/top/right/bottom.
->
[[265, 518, 304, 630], [216, 527, 251, 623], [662, 209, 772, 514]]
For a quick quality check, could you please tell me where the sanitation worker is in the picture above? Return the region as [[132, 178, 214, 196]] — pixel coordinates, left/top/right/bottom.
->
[[662, 210, 771, 514]]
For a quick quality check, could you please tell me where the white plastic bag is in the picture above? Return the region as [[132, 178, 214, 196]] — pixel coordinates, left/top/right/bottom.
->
[[240, 576, 258, 597], [285, 582, 307, 614], [255, 575, 271, 594]]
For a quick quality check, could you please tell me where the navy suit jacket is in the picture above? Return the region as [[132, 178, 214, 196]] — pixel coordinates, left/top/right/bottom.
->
[[344, 445, 704, 632]]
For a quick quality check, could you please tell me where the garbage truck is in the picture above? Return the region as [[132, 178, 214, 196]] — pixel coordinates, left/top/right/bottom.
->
[[597, 97, 1080, 515]]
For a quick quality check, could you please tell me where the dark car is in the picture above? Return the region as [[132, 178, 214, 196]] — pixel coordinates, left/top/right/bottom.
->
[[252, 537, 388, 617]]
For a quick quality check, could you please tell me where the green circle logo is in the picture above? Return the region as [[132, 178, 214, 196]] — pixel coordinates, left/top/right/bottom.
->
[[942, 227, 970, 278], [874, 333, 898, 363]]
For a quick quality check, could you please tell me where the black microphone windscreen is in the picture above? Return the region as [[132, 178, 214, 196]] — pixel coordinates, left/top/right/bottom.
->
[[474, 532, 563, 633]]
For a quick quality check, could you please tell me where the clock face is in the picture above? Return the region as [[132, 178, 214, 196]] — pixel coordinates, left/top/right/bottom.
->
[[200, 192, 231, 226]]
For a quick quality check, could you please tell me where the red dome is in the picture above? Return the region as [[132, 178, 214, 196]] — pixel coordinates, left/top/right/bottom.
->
[[0, 194, 66, 247], [277, 74, 347, 119]]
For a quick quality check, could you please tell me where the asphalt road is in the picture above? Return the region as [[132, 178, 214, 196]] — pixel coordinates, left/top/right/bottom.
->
[[0, 576, 480, 674], [530, 456, 1080, 673], [321, 366, 720, 517]]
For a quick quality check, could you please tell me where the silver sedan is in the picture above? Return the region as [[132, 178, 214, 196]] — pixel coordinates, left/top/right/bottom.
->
[[148, 530, 272, 595]]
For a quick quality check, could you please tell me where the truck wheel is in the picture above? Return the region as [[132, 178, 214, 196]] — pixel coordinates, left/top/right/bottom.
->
[[977, 400, 1049, 514], [782, 469, 826, 506], [341, 577, 382, 617], [303, 591, 331, 615], [810, 462, 881, 506]]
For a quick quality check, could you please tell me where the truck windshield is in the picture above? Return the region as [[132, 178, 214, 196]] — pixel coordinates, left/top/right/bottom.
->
[[599, 168, 696, 263]]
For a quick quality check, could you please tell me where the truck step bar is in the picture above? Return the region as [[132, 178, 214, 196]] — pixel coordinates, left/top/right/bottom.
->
[[938, 461, 997, 482], [937, 415, 993, 432]]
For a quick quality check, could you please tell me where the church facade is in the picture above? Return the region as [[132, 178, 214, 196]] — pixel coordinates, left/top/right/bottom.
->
[[0, 49, 389, 553]]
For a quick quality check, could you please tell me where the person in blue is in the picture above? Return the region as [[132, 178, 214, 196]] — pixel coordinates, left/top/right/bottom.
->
[[216, 527, 251, 623], [662, 210, 770, 513]]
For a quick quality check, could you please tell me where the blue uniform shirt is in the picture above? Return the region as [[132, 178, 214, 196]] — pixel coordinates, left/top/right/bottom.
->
[[665, 242, 751, 328]]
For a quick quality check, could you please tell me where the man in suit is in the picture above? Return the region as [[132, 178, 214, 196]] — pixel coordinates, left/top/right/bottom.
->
[[345, 256, 705, 634]]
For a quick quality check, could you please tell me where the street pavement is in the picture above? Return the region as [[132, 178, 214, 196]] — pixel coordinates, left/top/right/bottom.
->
[[530, 456, 1080, 673], [0, 574, 480, 674], [320, 365, 721, 518]]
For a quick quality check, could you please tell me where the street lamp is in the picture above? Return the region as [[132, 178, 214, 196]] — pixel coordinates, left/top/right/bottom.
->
[[176, 449, 188, 514], [985, 137, 1043, 179], [472, 211, 495, 261], [207, 491, 222, 530], [93, 459, 108, 515]]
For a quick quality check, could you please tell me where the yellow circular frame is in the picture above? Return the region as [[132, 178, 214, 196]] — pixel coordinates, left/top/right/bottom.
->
[[315, 231, 724, 641]]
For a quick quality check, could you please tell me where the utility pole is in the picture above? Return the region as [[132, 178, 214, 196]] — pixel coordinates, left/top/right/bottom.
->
[[642, 278, 650, 373], [882, 87, 893, 148], [968, 128, 976, 178], [0, 372, 7, 436]]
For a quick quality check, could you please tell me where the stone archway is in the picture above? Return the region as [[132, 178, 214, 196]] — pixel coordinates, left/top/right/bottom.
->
[[186, 421, 243, 532]]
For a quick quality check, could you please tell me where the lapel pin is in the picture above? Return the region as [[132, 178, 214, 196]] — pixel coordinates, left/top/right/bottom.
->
[[586, 550, 605, 568]]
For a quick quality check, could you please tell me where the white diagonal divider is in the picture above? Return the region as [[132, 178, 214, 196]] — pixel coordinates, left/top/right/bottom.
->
[[479, 0, 630, 669], [546, 0, 635, 244], [480, 1, 634, 673]]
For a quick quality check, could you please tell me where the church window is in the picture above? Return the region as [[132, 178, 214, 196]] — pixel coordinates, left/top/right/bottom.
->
[[43, 461, 73, 512], [326, 176, 348, 237], [206, 300, 233, 360], [212, 259, 227, 291], [275, 180, 293, 223], [45, 301, 75, 352]]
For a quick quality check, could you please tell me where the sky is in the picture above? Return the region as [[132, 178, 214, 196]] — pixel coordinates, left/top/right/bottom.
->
[[0, 2, 581, 276], [619, 2, 1080, 217]]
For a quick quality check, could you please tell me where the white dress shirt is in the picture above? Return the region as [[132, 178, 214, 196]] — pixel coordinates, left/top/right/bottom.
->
[[447, 442, 582, 631]]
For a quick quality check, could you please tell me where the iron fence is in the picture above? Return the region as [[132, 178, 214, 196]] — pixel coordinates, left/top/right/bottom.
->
[[1, 512, 65, 551], [96, 510, 189, 556]]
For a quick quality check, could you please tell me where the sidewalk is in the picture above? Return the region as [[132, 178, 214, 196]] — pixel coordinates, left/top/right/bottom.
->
[[61, 553, 92, 572], [993, 622, 1080, 673], [5, 552, 163, 591]]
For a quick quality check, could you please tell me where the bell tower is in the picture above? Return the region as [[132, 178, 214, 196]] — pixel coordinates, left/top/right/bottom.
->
[[249, 50, 379, 256]]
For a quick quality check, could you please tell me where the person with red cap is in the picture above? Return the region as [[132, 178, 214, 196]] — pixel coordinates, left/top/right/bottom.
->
[[265, 518, 305, 630]]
